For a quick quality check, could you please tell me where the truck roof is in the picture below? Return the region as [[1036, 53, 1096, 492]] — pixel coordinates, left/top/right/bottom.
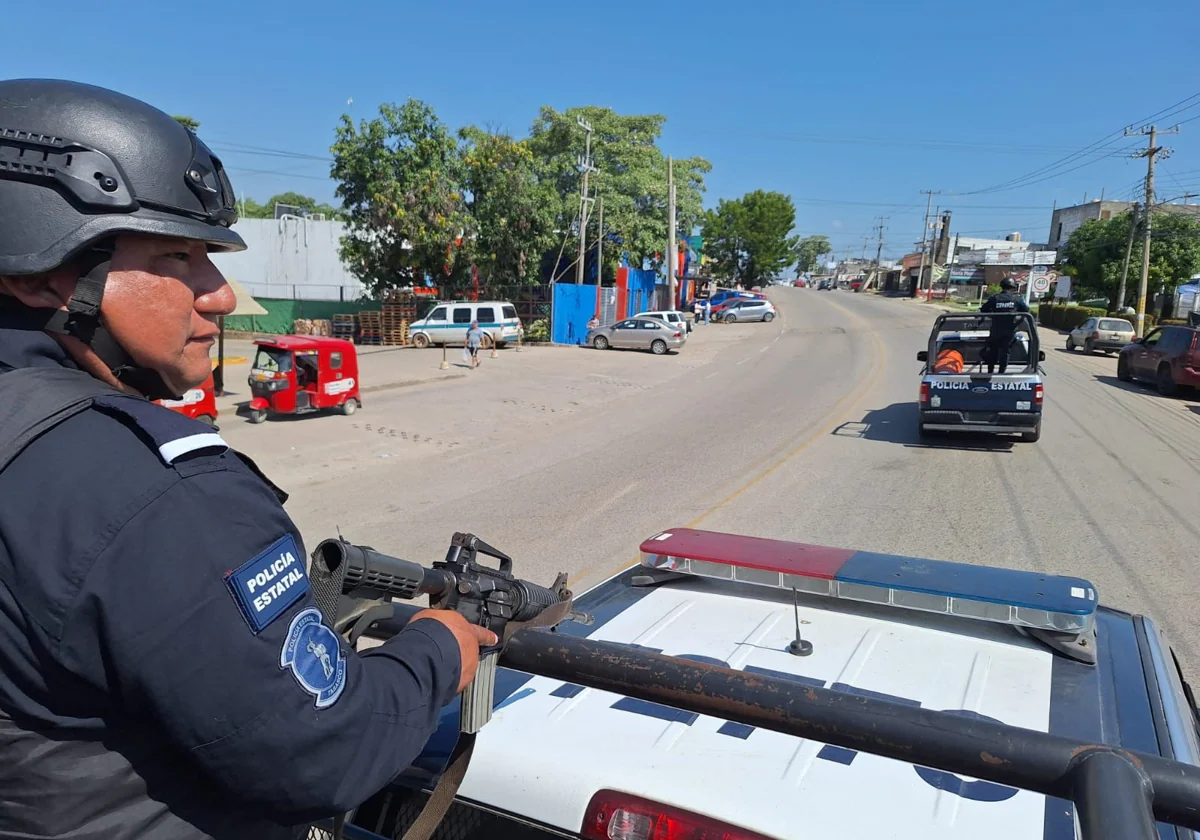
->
[[394, 531, 1188, 840]]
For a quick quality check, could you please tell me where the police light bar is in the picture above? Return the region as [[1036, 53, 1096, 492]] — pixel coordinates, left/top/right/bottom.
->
[[639, 528, 1097, 638]]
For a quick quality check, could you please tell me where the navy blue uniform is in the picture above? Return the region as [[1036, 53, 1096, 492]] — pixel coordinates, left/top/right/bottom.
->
[[0, 316, 463, 839], [979, 291, 1030, 374]]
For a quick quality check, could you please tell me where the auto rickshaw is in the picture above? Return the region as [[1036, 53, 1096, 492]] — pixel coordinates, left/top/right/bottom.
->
[[246, 336, 361, 424], [155, 373, 218, 425]]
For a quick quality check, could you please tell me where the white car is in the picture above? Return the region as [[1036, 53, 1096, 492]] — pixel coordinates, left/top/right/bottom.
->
[[341, 527, 1200, 840], [635, 310, 691, 333]]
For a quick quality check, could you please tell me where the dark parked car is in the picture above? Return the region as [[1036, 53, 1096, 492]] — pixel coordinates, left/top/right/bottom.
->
[[1116, 325, 1200, 395]]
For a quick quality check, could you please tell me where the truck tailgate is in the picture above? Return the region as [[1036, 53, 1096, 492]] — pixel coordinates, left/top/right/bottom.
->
[[926, 375, 1038, 412]]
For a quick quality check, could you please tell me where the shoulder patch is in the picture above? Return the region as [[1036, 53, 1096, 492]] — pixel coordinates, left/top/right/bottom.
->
[[225, 534, 310, 633], [280, 608, 347, 709], [93, 395, 228, 465]]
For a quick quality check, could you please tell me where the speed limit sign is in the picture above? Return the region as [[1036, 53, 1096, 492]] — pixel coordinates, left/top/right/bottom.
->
[[1032, 274, 1051, 293]]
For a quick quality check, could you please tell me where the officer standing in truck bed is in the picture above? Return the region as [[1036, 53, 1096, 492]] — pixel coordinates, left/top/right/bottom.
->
[[979, 277, 1030, 374]]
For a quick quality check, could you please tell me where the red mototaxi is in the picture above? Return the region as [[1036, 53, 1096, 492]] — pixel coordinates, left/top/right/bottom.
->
[[155, 372, 218, 425], [246, 335, 361, 424]]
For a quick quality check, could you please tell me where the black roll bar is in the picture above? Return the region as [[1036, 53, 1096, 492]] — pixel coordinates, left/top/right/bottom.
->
[[363, 607, 1200, 840]]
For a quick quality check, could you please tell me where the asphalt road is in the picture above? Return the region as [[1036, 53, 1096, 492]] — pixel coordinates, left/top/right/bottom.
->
[[219, 288, 1200, 681]]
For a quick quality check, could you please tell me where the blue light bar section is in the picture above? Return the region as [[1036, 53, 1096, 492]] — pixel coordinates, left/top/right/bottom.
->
[[836, 551, 1097, 617]]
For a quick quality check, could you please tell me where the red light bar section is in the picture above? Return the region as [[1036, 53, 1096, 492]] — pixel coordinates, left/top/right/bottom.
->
[[639, 528, 854, 580]]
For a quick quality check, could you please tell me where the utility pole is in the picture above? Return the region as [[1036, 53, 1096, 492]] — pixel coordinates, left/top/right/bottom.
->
[[1125, 124, 1179, 335], [915, 190, 941, 296], [874, 216, 887, 266], [596, 196, 604, 286], [1116, 203, 1140, 313], [667, 156, 678, 308], [924, 206, 941, 302], [574, 117, 597, 285]]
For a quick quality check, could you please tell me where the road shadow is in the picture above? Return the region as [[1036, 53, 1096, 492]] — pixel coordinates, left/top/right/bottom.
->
[[1094, 375, 1150, 395], [832, 402, 1015, 452], [1056, 346, 1119, 359]]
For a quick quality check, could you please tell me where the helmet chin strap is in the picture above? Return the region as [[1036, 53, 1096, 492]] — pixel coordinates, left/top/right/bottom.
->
[[38, 251, 180, 401]]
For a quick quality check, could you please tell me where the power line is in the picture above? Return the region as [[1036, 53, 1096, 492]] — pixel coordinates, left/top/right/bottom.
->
[[954, 90, 1200, 196]]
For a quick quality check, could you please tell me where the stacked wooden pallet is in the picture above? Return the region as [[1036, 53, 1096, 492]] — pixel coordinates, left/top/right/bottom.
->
[[292, 318, 331, 336], [331, 314, 356, 341], [380, 305, 410, 346], [358, 311, 383, 345]]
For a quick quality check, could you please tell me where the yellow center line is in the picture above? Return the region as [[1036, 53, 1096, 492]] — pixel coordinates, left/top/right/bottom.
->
[[569, 296, 889, 589]]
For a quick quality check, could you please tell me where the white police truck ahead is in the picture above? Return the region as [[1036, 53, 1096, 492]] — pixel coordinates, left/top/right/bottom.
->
[[335, 528, 1200, 840], [917, 312, 1046, 443]]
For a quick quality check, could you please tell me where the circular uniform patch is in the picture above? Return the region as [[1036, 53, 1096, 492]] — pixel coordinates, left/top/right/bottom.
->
[[280, 608, 347, 708]]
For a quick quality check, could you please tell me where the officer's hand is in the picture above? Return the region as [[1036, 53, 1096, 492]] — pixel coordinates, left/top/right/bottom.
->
[[409, 609, 499, 694]]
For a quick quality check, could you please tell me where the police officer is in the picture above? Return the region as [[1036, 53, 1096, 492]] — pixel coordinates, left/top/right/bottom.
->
[[0, 79, 496, 839], [979, 277, 1030, 374]]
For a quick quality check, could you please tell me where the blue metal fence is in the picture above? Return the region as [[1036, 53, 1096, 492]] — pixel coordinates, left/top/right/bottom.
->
[[551, 284, 598, 345]]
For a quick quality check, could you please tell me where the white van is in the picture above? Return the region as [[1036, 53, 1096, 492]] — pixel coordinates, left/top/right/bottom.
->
[[409, 300, 522, 349]]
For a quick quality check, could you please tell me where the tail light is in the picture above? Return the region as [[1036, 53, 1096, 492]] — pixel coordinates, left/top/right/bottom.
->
[[674, 332, 682, 338], [582, 790, 773, 840], [919, 382, 930, 404], [1034, 383, 1044, 405]]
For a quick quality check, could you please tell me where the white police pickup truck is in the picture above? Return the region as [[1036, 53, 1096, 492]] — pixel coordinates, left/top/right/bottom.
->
[[337, 528, 1200, 840], [918, 312, 1046, 443]]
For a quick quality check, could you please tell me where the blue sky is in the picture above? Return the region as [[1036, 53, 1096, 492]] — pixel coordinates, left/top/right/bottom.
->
[[5, 0, 1199, 259]]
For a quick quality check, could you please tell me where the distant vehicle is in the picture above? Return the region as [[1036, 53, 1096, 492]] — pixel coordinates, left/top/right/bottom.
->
[[1117, 324, 1200, 396], [246, 336, 361, 424], [344, 525, 1200, 840], [718, 298, 776, 323], [818, 280, 836, 291], [1067, 317, 1135, 355], [917, 313, 1045, 442], [636, 309, 691, 333], [155, 372, 217, 425], [587, 317, 686, 355], [409, 300, 522, 349], [705, 290, 763, 309]]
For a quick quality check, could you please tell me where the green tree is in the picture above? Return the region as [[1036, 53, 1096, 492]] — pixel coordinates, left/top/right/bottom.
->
[[330, 99, 471, 296], [702, 191, 799, 286], [238, 192, 340, 220], [1062, 210, 1200, 310], [173, 115, 200, 132], [793, 234, 832, 275], [524, 106, 710, 279], [459, 127, 555, 284], [700, 198, 747, 282]]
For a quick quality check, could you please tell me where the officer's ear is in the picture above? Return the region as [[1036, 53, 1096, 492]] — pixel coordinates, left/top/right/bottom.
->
[[0, 267, 77, 310]]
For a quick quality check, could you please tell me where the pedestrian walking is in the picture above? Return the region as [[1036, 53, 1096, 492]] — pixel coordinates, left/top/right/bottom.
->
[[693, 300, 702, 327], [466, 320, 484, 369]]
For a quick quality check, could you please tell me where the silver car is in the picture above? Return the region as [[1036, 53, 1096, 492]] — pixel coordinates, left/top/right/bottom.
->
[[587, 317, 686, 355], [1067, 317, 1135, 355], [718, 298, 776, 323]]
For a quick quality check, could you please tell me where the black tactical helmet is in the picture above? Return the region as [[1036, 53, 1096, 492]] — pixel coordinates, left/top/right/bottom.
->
[[1000, 277, 1018, 291], [0, 79, 245, 274], [0, 79, 247, 398]]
